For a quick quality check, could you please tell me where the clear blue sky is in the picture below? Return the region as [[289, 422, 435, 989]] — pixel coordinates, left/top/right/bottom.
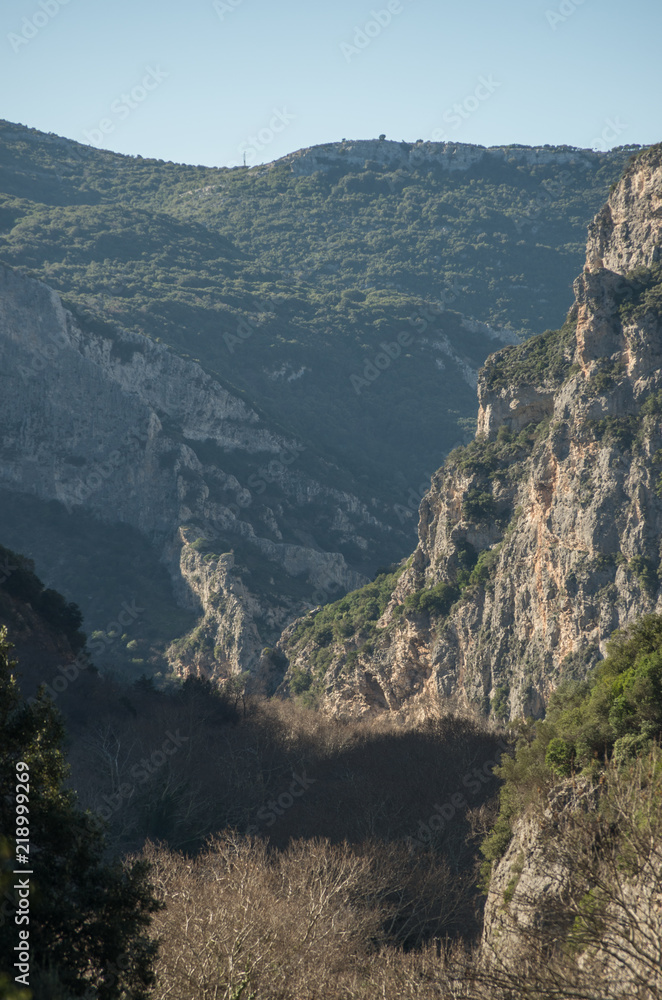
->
[[1, 0, 659, 167]]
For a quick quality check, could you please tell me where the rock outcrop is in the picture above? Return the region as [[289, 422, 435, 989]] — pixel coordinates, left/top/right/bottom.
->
[[0, 262, 393, 682], [481, 776, 662, 997], [278, 144, 662, 720], [279, 138, 627, 178]]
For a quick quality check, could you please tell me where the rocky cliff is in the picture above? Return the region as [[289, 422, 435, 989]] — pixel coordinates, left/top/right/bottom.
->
[[481, 772, 662, 997], [279, 137, 625, 178], [0, 261, 395, 681], [278, 144, 662, 720]]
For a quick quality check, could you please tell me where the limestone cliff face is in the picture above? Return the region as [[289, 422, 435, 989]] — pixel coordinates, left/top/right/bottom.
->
[[0, 263, 390, 681], [481, 780, 662, 996], [278, 145, 662, 720], [280, 138, 612, 178]]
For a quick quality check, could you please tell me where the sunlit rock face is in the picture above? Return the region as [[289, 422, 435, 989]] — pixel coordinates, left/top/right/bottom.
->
[[278, 146, 662, 722], [282, 138, 603, 177]]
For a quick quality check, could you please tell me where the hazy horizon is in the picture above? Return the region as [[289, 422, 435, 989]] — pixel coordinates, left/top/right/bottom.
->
[[2, 0, 659, 168]]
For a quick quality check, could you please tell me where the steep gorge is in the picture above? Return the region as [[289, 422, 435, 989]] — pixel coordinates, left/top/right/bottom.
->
[[0, 261, 387, 680], [279, 144, 662, 721]]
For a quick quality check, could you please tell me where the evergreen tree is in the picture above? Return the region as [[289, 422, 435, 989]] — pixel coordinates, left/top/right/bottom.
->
[[0, 627, 160, 999]]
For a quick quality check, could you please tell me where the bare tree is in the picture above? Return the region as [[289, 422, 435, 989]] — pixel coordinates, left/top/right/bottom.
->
[[471, 754, 662, 1000]]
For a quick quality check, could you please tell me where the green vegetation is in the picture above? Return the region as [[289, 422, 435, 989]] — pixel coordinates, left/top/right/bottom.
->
[[0, 628, 160, 998], [0, 126, 638, 662], [481, 614, 662, 880], [286, 566, 405, 691], [490, 683, 511, 721], [0, 122, 633, 517], [628, 555, 659, 596], [287, 531, 506, 692], [583, 383, 662, 457], [641, 387, 662, 416], [482, 314, 578, 391], [470, 544, 502, 588], [585, 357, 626, 397], [0, 542, 85, 652], [0, 491, 197, 679], [447, 421, 548, 480], [289, 664, 313, 695], [618, 263, 662, 323], [461, 486, 496, 521], [586, 413, 640, 449], [287, 530, 507, 692], [404, 581, 459, 616], [284, 407, 540, 690]]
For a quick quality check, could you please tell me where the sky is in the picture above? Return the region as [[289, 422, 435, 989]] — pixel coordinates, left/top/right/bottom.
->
[[1, 0, 660, 168]]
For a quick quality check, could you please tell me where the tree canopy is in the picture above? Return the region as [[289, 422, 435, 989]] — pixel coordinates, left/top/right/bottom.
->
[[0, 627, 160, 999]]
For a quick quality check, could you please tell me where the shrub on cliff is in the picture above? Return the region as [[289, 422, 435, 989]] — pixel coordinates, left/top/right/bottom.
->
[[481, 613, 662, 875]]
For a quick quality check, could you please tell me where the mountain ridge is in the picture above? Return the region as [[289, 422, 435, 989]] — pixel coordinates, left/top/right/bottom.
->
[[0, 120, 640, 685], [276, 136, 638, 177]]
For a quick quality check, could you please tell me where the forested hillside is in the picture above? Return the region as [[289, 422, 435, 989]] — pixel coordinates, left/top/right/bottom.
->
[[0, 122, 637, 504], [0, 123, 660, 1000]]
